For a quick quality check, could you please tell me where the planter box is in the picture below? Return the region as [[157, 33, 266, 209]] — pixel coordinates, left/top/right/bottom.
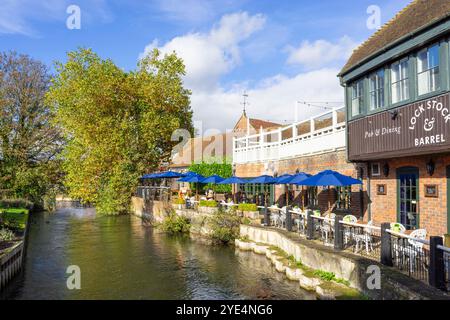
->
[[242, 211, 260, 220], [198, 206, 219, 214]]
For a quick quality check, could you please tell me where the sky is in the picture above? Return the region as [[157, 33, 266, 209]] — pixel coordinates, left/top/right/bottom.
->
[[0, 0, 412, 133]]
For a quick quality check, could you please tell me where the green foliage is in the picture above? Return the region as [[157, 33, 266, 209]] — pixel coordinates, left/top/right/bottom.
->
[[208, 209, 241, 244], [161, 212, 191, 234], [241, 217, 252, 225], [0, 199, 34, 210], [0, 208, 29, 230], [188, 162, 232, 193], [47, 48, 193, 215], [0, 52, 63, 207], [199, 200, 218, 207], [238, 203, 258, 211], [313, 270, 336, 281], [0, 228, 15, 241], [173, 198, 186, 205]]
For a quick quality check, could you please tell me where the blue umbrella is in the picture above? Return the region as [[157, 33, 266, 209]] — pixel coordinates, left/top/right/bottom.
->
[[201, 175, 225, 184], [218, 176, 248, 184], [178, 173, 206, 199], [274, 174, 295, 184], [299, 170, 362, 187], [248, 175, 276, 184], [289, 172, 312, 185], [157, 171, 185, 179]]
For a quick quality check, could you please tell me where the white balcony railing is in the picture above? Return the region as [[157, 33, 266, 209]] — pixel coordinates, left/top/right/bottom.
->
[[233, 108, 346, 164]]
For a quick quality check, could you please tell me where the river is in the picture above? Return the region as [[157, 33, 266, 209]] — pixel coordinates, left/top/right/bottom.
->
[[3, 207, 314, 300]]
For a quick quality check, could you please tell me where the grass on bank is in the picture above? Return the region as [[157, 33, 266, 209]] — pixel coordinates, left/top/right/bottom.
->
[[0, 208, 29, 230]]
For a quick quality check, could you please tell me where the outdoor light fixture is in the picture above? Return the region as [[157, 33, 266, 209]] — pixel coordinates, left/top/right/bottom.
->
[[383, 163, 390, 177], [388, 109, 399, 120], [426, 159, 435, 176]]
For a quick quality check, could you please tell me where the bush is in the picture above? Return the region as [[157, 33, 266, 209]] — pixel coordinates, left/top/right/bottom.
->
[[161, 212, 191, 234], [238, 203, 258, 211], [208, 209, 241, 244], [199, 200, 218, 207], [0, 228, 15, 241], [0, 199, 34, 210], [0, 208, 29, 230]]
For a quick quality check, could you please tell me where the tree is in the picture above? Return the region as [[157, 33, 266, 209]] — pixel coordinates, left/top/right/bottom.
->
[[47, 48, 193, 215], [188, 161, 232, 193], [0, 51, 62, 206]]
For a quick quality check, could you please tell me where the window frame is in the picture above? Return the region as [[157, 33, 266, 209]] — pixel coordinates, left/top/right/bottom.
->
[[369, 68, 385, 111], [416, 43, 441, 97], [336, 186, 351, 210], [390, 57, 410, 105], [350, 79, 364, 118]]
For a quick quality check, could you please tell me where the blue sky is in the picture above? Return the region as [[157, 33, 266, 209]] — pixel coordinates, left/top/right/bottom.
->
[[0, 0, 411, 131]]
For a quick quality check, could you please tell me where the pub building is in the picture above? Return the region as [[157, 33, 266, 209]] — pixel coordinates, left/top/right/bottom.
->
[[338, 0, 450, 237]]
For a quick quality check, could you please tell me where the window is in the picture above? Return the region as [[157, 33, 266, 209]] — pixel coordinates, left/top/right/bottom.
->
[[351, 79, 364, 117], [371, 163, 380, 177], [391, 58, 409, 103], [336, 186, 351, 210], [417, 44, 440, 96], [307, 187, 318, 208], [369, 69, 385, 110]]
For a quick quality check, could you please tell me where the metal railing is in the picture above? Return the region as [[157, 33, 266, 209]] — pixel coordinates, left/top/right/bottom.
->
[[387, 229, 430, 283], [340, 221, 382, 260], [136, 186, 171, 202], [437, 245, 450, 291], [233, 107, 346, 164]]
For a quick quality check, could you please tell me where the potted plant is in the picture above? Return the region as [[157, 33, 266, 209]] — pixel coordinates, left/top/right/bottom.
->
[[238, 203, 259, 220], [173, 198, 186, 210], [198, 200, 219, 214]]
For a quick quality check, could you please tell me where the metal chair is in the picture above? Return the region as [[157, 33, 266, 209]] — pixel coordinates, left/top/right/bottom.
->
[[404, 229, 427, 273], [353, 221, 374, 254], [343, 215, 357, 245]]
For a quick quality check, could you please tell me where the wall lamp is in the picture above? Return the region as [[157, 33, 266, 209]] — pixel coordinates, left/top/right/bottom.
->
[[426, 159, 435, 176], [388, 109, 399, 120], [383, 163, 390, 177]]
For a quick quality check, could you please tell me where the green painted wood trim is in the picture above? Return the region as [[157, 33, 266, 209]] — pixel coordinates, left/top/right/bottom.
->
[[396, 166, 420, 229]]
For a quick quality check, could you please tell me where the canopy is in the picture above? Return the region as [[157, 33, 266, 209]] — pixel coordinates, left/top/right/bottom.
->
[[141, 171, 184, 179], [289, 172, 312, 185], [274, 174, 295, 184], [202, 175, 225, 184], [218, 176, 248, 184], [247, 175, 276, 184], [298, 170, 362, 187], [178, 173, 206, 183]]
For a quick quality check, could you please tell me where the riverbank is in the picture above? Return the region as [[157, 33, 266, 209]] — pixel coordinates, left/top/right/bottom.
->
[[131, 198, 450, 300], [0, 208, 30, 292]]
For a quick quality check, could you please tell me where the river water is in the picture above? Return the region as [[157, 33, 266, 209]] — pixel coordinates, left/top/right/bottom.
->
[[3, 207, 313, 300]]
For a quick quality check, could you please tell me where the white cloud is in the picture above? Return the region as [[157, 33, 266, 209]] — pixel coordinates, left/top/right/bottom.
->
[[139, 12, 347, 132], [192, 68, 344, 132], [140, 12, 266, 91], [286, 36, 358, 69]]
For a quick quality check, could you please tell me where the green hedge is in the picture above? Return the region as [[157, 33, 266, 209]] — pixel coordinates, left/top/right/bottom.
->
[[188, 161, 232, 193], [199, 200, 218, 207], [238, 203, 258, 212], [0, 208, 29, 230]]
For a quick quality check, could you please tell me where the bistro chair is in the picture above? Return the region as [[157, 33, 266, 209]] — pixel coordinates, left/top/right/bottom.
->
[[404, 229, 427, 273], [320, 213, 335, 244], [353, 220, 374, 254], [343, 215, 357, 245], [390, 222, 406, 233]]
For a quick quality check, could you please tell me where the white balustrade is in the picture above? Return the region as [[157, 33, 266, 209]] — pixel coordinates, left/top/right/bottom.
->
[[233, 108, 346, 164]]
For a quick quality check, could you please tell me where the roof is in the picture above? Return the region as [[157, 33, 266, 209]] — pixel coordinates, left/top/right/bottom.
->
[[340, 0, 450, 76], [169, 132, 233, 168], [249, 118, 282, 131]]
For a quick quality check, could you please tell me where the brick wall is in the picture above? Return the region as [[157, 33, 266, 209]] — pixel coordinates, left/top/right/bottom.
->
[[366, 154, 450, 237], [235, 150, 363, 217]]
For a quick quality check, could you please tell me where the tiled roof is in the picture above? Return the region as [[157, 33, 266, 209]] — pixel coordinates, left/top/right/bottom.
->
[[249, 118, 282, 130], [340, 0, 450, 76]]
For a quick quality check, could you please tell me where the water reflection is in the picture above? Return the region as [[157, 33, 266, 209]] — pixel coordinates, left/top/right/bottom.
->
[[3, 208, 312, 300]]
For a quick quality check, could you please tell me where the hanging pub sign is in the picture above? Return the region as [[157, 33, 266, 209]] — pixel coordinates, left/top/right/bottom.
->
[[348, 93, 450, 160]]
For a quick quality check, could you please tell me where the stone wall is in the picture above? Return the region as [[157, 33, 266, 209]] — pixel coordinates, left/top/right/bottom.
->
[[240, 225, 449, 300]]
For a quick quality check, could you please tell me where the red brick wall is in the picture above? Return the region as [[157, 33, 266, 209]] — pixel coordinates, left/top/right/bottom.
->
[[366, 154, 450, 237], [235, 150, 364, 217]]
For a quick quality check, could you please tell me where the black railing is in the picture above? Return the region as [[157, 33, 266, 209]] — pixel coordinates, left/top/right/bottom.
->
[[439, 247, 450, 292], [340, 222, 382, 260], [389, 232, 429, 283], [135, 186, 171, 202]]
